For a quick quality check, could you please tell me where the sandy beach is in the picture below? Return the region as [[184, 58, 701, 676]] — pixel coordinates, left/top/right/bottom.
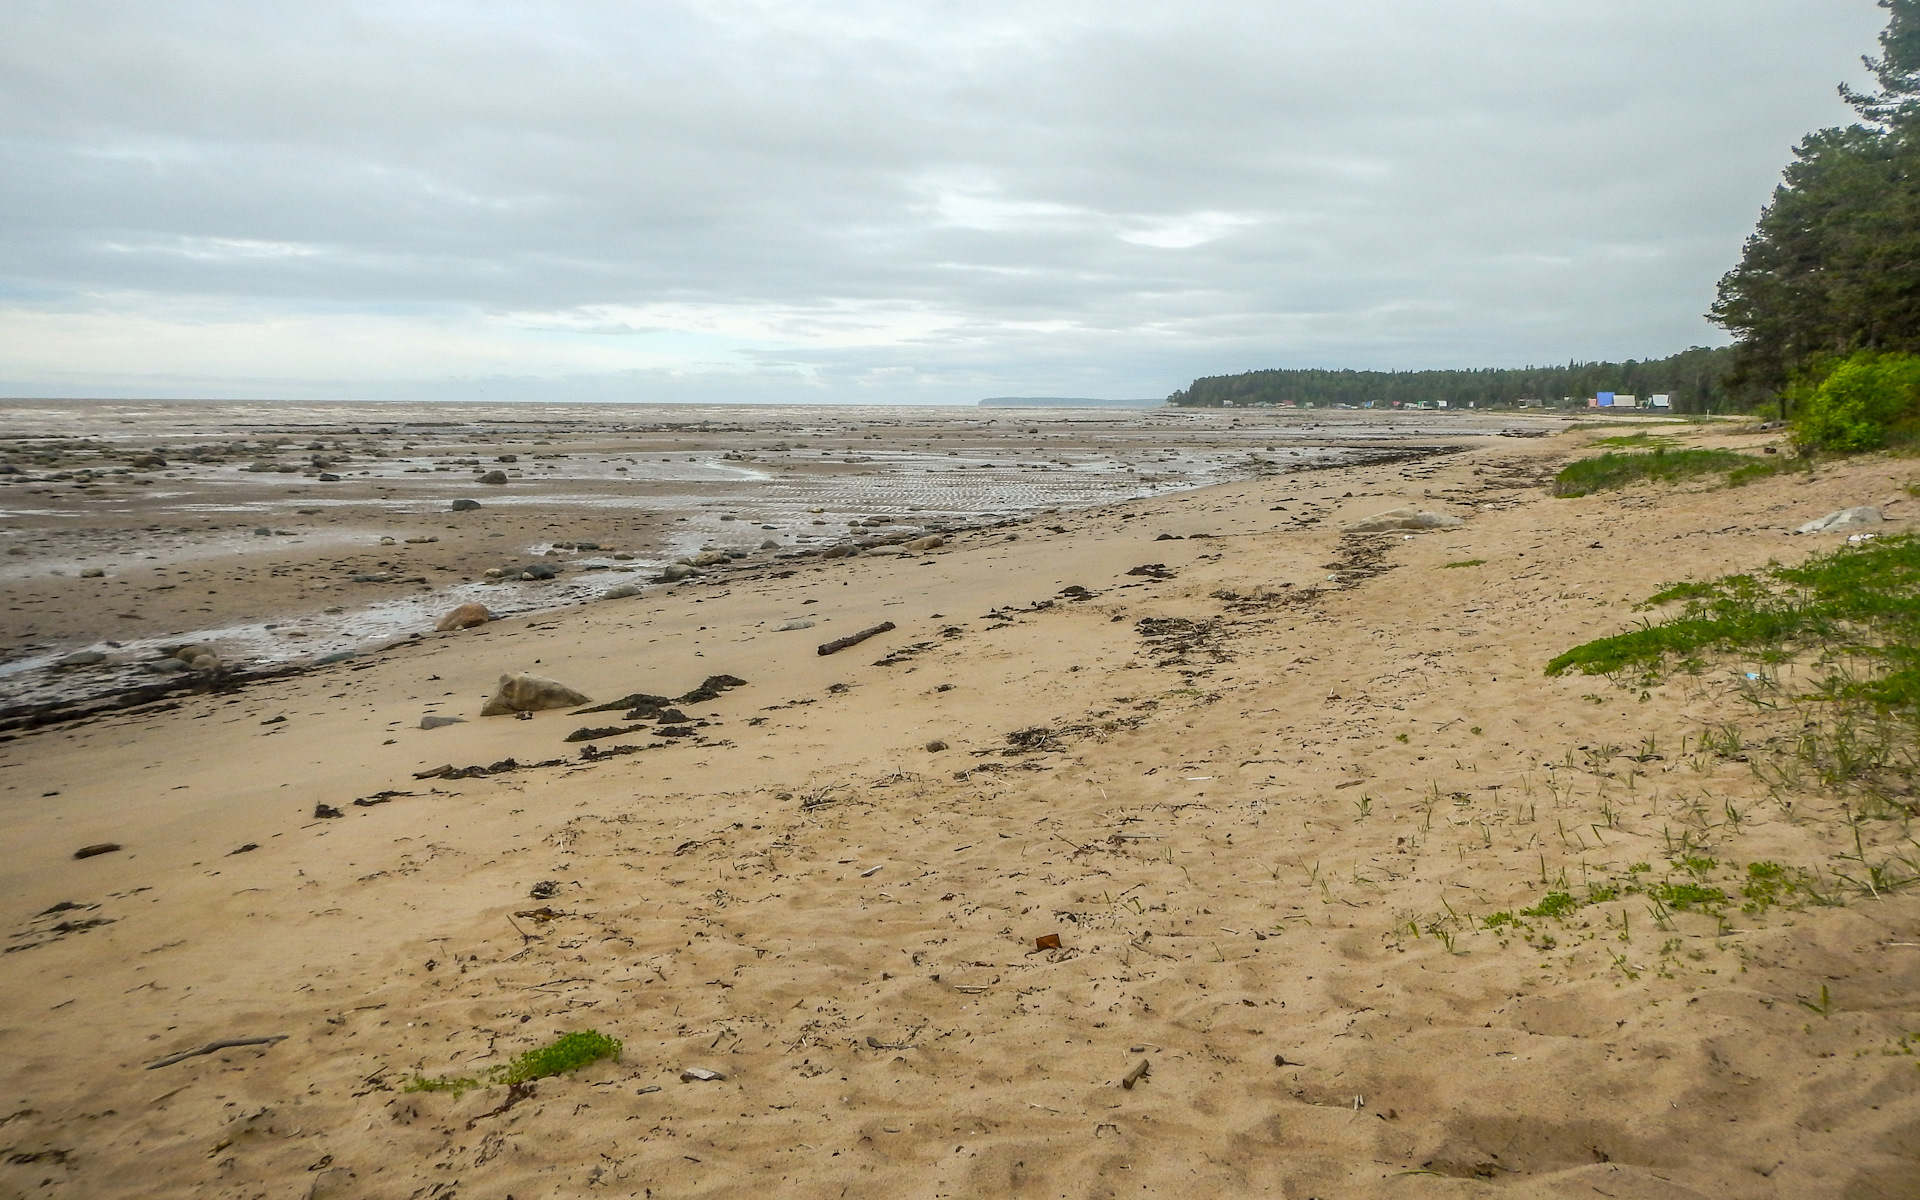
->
[[1, 413, 1916, 1199]]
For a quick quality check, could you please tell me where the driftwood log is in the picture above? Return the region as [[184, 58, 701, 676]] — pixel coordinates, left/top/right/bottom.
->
[[145, 1035, 288, 1069], [817, 622, 895, 656]]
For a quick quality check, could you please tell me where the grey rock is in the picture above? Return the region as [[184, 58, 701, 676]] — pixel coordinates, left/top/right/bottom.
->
[[691, 550, 729, 567], [317, 472, 341, 482], [1343, 508, 1464, 533], [906, 535, 945, 551], [760, 538, 780, 549], [602, 584, 641, 599], [479, 470, 509, 485], [253, 526, 273, 536], [776, 619, 816, 632], [480, 672, 591, 717], [420, 715, 466, 729], [450, 498, 482, 512], [79, 567, 104, 578], [314, 651, 358, 665], [658, 563, 698, 582], [1795, 506, 1883, 535], [145, 657, 189, 674], [56, 649, 107, 667]]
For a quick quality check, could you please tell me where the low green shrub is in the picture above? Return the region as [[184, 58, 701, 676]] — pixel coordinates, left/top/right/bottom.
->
[[1790, 351, 1920, 453]]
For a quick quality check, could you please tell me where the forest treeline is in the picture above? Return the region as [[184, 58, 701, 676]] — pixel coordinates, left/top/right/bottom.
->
[[1175, 1, 1920, 417], [1168, 346, 1748, 413]]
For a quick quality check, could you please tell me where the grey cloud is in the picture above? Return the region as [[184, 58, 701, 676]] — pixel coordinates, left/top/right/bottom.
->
[[0, 0, 1889, 401]]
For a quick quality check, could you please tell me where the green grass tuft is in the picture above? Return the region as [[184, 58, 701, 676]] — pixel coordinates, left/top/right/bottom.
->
[[1546, 534, 1920, 711], [1442, 559, 1486, 569], [1551, 448, 1759, 497], [405, 1029, 622, 1096], [497, 1030, 622, 1084]]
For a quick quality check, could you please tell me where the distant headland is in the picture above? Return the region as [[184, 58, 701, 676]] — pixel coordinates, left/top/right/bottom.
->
[[977, 396, 1163, 408]]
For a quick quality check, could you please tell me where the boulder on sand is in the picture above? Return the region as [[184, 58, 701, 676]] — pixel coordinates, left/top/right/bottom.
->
[[1343, 508, 1464, 534], [480, 673, 591, 717], [435, 603, 493, 632], [1795, 506, 1883, 535], [478, 470, 509, 485], [450, 498, 482, 512]]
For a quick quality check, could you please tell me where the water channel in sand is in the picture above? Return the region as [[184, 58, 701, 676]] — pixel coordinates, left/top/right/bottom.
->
[[0, 400, 1537, 712]]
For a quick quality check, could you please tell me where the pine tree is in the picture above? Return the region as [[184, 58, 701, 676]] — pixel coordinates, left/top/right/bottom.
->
[[1712, 1, 1920, 391]]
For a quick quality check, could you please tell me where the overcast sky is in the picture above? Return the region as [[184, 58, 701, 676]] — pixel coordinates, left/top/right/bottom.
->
[[0, 0, 1888, 404]]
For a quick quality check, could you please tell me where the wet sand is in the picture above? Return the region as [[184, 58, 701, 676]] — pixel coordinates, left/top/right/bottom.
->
[[0, 401, 1503, 714], [3, 412, 1916, 1199]]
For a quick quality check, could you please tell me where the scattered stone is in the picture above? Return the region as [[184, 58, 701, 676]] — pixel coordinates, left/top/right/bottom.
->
[[529, 880, 561, 899], [691, 550, 729, 567], [79, 567, 104, 578], [602, 584, 640, 600], [906, 535, 945, 551], [478, 470, 509, 485], [760, 538, 780, 549], [481, 673, 592, 717], [566, 723, 648, 742], [658, 563, 698, 582], [404, 535, 438, 544], [55, 650, 106, 667], [314, 651, 357, 666], [679, 1067, 725, 1082], [317, 473, 341, 482], [820, 543, 857, 559], [1125, 563, 1175, 580], [676, 674, 748, 704], [925, 740, 949, 752], [1795, 506, 1883, 535], [496, 454, 517, 463], [775, 619, 815, 632], [435, 603, 493, 632], [145, 658, 189, 674], [450, 498, 482, 511], [73, 843, 122, 860], [254, 526, 273, 536], [420, 715, 467, 730], [313, 804, 343, 819], [1342, 508, 1463, 533]]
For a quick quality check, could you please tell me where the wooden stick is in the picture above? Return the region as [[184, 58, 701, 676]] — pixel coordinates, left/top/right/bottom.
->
[[1121, 1058, 1151, 1089], [817, 622, 896, 656], [146, 1035, 287, 1069]]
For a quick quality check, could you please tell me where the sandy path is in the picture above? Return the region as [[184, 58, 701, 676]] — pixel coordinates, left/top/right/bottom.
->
[[1, 422, 1916, 1199]]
